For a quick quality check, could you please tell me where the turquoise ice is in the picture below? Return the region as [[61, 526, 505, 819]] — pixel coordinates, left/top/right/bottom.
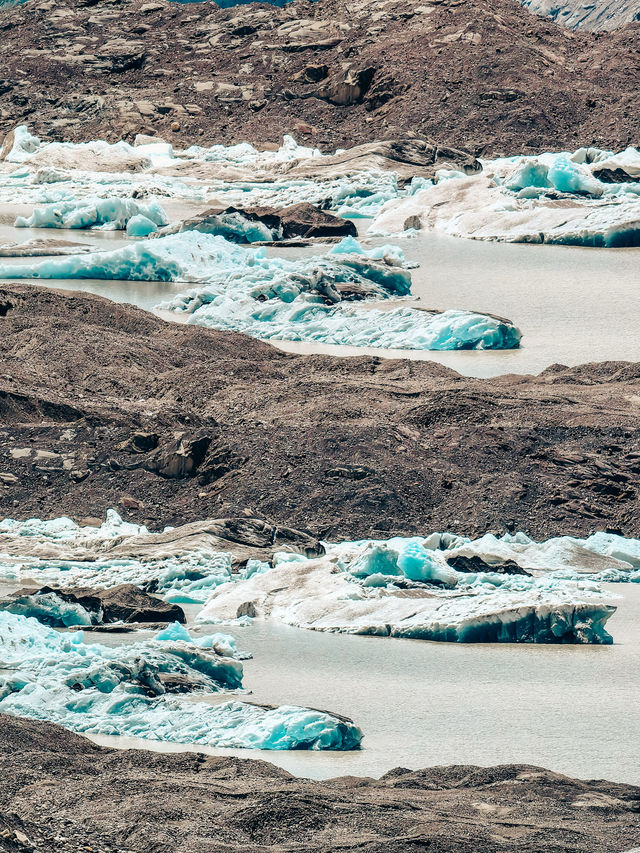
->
[[15, 197, 168, 231], [0, 232, 522, 351], [0, 614, 363, 750]]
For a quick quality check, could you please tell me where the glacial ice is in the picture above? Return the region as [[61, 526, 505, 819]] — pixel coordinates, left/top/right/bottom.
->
[[2, 510, 635, 644], [0, 232, 521, 351], [15, 197, 168, 231], [371, 148, 640, 246], [126, 213, 160, 237], [0, 591, 95, 627], [0, 613, 362, 750], [196, 542, 617, 644], [4, 128, 640, 242]]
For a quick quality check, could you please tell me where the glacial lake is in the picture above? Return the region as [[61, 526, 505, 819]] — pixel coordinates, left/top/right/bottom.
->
[[88, 583, 640, 785], [1, 222, 639, 378]]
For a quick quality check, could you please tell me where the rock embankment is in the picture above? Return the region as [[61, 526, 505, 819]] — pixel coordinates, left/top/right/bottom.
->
[[1, 284, 640, 540], [1, 715, 639, 852]]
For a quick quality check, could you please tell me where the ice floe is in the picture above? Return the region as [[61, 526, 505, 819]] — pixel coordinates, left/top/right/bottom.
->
[[0, 613, 362, 749], [196, 540, 618, 644], [371, 148, 640, 246], [0, 232, 521, 350], [15, 197, 168, 231]]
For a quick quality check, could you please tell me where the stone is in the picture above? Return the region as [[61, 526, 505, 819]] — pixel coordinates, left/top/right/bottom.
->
[[4, 583, 186, 625], [180, 203, 357, 241], [0, 472, 18, 485], [145, 434, 212, 479], [117, 431, 159, 453], [445, 554, 532, 576], [316, 67, 376, 106]]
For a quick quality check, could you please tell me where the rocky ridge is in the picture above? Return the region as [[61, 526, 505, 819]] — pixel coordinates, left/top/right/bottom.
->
[[1, 715, 639, 853], [1, 284, 640, 540], [0, 0, 638, 154]]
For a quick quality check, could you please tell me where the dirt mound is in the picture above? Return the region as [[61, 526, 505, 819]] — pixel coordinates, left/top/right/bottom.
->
[[0, 0, 638, 154], [1, 284, 639, 540], [0, 715, 639, 852]]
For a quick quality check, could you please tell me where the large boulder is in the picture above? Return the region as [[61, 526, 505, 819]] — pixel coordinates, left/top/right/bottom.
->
[[179, 203, 357, 242], [0, 583, 186, 626]]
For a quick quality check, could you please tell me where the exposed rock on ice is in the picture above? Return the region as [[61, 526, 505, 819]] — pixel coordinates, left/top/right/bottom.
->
[[437, 530, 640, 581], [0, 613, 362, 750], [174, 202, 358, 243], [15, 197, 168, 231], [0, 232, 521, 351], [0, 238, 95, 257], [0, 583, 186, 628]]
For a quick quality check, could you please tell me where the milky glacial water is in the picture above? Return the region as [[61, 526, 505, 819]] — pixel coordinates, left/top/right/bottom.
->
[[87, 584, 640, 784], [2, 223, 639, 378]]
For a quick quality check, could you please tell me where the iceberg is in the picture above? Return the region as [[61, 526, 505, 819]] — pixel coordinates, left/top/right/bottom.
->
[[15, 197, 168, 231], [0, 232, 520, 351], [126, 214, 160, 237], [0, 511, 322, 604], [371, 175, 640, 246], [197, 540, 617, 644], [372, 147, 640, 246], [0, 613, 362, 750], [0, 590, 95, 627]]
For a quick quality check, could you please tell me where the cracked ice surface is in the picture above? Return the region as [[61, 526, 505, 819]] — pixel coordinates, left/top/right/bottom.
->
[[371, 148, 640, 246], [0, 613, 362, 750], [0, 233, 521, 351]]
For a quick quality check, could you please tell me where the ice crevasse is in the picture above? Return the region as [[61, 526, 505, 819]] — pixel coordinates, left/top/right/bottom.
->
[[0, 613, 363, 750], [0, 232, 522, 351]]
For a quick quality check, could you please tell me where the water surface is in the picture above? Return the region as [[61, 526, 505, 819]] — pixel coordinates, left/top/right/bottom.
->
[[89, 584, 640, 784]]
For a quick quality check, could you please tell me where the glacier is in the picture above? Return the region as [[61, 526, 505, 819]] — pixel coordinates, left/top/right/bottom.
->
[[371, 148, 640, 246], [15, 197, 168, 232], [0, 232, 521, 351], [0, 613, 362, 750]]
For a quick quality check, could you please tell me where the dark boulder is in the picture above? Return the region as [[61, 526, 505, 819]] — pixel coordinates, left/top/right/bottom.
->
[[180, 203, 356, 242], [445, 554, 532, 576], [2, 583, 186, 625]]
